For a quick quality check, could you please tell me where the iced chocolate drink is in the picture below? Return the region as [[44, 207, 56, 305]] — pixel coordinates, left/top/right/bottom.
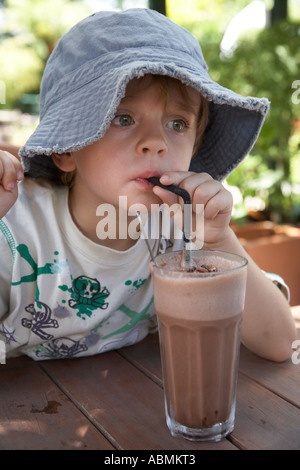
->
[[151, 250, 248, 441]]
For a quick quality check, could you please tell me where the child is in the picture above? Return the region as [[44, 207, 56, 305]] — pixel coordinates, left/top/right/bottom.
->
[[0, 9, 296, 362]]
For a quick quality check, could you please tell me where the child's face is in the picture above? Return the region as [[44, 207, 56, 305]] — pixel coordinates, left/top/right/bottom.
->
[[69, 76, 201, 212]]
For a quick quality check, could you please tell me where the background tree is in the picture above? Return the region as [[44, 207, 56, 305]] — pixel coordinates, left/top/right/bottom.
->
[[271, 0, 288, 23], [149, 0, 166, 15], [165, 0, 300, 223], [0, 0, 90, 107]]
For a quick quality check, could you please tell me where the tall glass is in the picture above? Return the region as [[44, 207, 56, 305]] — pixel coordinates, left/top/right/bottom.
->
[[151, 250, 248, 441]]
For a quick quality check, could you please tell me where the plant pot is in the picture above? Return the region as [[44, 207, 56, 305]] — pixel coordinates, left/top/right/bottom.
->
[[231, 221, 300, 306]]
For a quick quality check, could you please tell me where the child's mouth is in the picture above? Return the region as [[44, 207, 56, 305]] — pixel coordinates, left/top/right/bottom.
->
[[135, 177, 156, 188], [135, 172, 161, 188]]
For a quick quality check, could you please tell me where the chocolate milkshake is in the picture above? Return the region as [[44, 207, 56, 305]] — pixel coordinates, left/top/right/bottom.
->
[[151, 250, 248, 441]]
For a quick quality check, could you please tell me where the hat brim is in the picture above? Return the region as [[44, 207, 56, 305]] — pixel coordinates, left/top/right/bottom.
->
[[20, 51, 269, 182]]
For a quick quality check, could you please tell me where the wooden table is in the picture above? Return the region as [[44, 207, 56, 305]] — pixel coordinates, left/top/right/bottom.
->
[[0, 309, 299, 451]]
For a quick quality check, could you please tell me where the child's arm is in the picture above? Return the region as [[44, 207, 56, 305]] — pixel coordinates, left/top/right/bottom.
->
[[211, 227, 297, 362], [0, 149, 24, 219], [154, 171, 297, 363]]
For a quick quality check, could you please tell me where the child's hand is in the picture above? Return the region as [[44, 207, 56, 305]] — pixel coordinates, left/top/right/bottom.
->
[[0, 150, 23, 219], [152, 171, 233, 248]]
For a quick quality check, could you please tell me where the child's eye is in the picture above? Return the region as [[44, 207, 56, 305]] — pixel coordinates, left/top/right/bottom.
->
[[112, 114, 134, 127], [166, 120, 187, 132]]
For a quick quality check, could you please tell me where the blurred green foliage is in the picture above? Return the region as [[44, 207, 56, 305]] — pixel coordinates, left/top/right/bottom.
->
[[186, 15, 300, 224], [0, 33, 43, 106], [0, 0, 91, 108], [1, 0, 300, 223]]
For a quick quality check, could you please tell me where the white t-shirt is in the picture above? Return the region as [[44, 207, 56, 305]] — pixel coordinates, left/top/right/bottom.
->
[[0, 178, 289, 361], [0, 178, 182, 360]]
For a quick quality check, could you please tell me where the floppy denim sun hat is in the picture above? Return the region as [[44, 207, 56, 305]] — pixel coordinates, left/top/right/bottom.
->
[[19, 8, 270, 182]]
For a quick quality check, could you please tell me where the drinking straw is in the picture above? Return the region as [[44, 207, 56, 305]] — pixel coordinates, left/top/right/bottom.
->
[[147, 177, 194, 271]]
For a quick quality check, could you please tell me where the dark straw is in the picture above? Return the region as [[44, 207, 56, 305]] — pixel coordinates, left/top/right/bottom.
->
[[147, 177, 191, 205], [147, 177, 194, 270]]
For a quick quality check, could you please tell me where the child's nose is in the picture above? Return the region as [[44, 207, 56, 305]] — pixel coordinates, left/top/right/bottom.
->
[[136, 125, 168, 157]]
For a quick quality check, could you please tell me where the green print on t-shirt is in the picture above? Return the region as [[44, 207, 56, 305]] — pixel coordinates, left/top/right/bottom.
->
[[12, 245, 68, 285], [11, 244, 69, 301], [101, 298, 154, 339]]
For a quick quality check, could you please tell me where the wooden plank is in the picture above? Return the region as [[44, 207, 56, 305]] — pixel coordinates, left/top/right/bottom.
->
[[231, 374, 300, 450], [1, 355, 34, 370], [239, 342, 300, 408], [120, 333, 300, 449], [118, 333, 162, 384], [42, 351, 238, 450], [121, 329, 300, 410], [0, 359, 114, 450]]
